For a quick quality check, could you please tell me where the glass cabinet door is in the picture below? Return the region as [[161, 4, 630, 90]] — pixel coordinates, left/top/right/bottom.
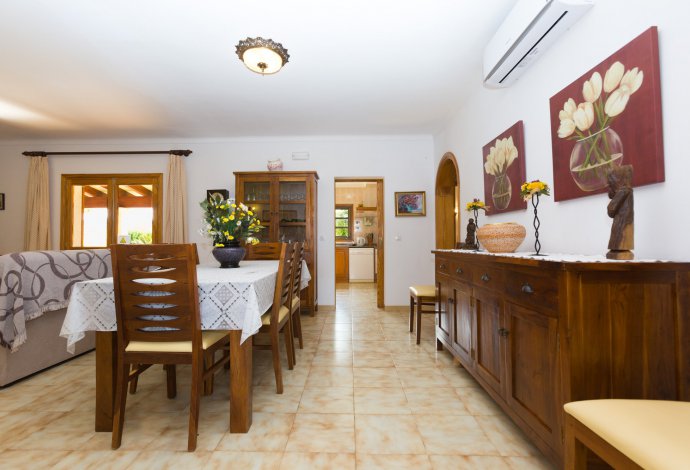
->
[[241, 181, 272, 242], [278, 180, 307, 243]]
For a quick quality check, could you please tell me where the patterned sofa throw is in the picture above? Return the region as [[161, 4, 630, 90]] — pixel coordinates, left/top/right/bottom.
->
[[0, 249, 111, 352]]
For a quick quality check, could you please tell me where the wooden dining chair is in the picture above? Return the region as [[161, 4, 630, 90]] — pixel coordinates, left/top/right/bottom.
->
[[110, 243, 230, 452], [244, 242, 282, 260], [289, 242, 305, 362], [253, 242, 295, 394]]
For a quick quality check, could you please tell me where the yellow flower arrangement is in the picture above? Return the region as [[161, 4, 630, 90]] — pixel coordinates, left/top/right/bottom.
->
[[200, 195, 264, 247], [520, 180, 551, 201], [466, 198, 487, 212]]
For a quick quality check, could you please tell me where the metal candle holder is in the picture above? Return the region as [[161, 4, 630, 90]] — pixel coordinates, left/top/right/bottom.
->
[[531, 193, 544, 256]]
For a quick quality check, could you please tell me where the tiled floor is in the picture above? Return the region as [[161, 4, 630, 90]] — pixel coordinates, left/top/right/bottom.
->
[[0, 282, 555, 469]]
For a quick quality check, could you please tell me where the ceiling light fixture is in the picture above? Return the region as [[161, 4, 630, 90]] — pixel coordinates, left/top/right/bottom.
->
[[235, 37, 289, 75]]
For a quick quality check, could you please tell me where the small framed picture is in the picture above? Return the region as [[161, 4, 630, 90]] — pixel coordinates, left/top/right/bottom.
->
[[395, 191, 426, 216], [206, 189, 229, 203], [0, 193, 4, 210]]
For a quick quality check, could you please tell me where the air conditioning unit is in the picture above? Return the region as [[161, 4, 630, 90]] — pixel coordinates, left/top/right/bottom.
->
[[483, 0, 594, 88]]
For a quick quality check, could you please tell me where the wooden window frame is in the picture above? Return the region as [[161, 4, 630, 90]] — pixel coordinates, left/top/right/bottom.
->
[[60, 173, 163, 249], [335, 204, 353, 241]]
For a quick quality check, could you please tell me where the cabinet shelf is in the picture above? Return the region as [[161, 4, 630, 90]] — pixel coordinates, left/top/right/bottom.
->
[[280, 222, 306, 226], [279, 200, 306, 205], [355, 206, 377, 212]]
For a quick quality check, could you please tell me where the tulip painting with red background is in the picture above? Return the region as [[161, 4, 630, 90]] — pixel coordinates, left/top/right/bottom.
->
[[549, 26, 664, 202]]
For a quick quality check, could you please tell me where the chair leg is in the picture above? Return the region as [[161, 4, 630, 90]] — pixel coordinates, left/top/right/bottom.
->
[[292, 306, 304, 349], [187, 355, 202, 452], [111, 358, 130, 449], [409, 295, 415, 332], [203, 351, 214, 396], [271, 331, 283, 394], [284, 318, 295, 370], [128, 364, 139, 394], [165, 364, 177, 399], [416, 298, 423, 345]]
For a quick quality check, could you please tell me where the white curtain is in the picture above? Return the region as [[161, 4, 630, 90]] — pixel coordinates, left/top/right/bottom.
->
[[163, 153, 188, 243], [24, 156, 51, 251]]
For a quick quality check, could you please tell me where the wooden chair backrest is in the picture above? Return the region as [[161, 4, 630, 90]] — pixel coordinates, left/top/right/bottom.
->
[[245, 242, 282, 260], [268, 242, 294, 328], [290, 242, 305, 303], [111, 243, 201, 347]]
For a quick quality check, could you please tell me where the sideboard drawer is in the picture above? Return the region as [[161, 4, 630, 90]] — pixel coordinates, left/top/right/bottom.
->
[[504, 269, 559, 312], [472, 265, 505, 288], [436, 257, 452, 275]]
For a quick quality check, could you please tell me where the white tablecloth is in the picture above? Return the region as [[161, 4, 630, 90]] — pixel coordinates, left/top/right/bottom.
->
[[60, 260, 310, 352]]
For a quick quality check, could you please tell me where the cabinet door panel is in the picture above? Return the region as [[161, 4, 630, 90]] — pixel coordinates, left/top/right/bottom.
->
[[505, 302, 559, 446], [451, 281, 473, 365], [436, 278, 452, 347], [474, 288, 504, 396]]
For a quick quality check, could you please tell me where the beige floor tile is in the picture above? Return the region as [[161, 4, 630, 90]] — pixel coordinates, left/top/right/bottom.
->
[[52, 450, 141, 469], [9, 429, 98, 451], [216, 412, 294, 452], [0, 411, 64, 445], [397, 367, 450, 388], [354, 414, 426, 454], [299, 387, 353, 414], [310, 351, 353, 367], [320, 329, 353, 341], [440, 366, 480, 388], [353, 367, 401, 388], [415, 414, 499, 455], [285, 413, 355, 453], [305, 366, 353, 388], [252, 385, 303, 413], [354, 387, 411, 415], [352, 351, 395, 368], [352, 340, 390, 353], [0, 449, 70, 468], [429, 454, 511, 469], [404, 387, 470, 415], [351, 330, 386, 341], [505, 455, 556, 469], [205, 451, 283, 470], [128, 450, 212, 469], [279, 452, 356, 470], [476, 415, 541, 457], [145, 427, 225, 452], [393, 352, 438, 368], [457, 387, 504, 415], [356, 453, 433, 470], [316, 341, 353, 353]]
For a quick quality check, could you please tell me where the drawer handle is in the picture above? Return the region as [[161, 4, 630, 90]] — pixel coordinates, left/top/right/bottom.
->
[[521, 283, 534, 294], [455, 267, 463, 274], [481, 273, 490, 282], [498, 328, 510, 337], [440, 263, 447, 270], [448, 297, 454, 304]]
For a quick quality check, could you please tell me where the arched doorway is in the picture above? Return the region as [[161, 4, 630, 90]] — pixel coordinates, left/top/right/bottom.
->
[[435, 152, 460, 249]]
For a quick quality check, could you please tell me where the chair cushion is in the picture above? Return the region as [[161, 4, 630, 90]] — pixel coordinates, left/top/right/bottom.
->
[[564, 399, 690, 470], [291, 296, 300, 310], [125, 330, 229, 353], [261, 305, 290, 326], [409, 285, 435, 298]]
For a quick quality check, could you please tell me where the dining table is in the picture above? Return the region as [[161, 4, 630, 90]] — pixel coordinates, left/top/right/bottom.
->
[[60, 260, 310, 434]]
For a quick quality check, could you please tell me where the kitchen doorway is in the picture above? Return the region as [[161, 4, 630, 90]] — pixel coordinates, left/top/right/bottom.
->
[[334, 178, 384, 308]]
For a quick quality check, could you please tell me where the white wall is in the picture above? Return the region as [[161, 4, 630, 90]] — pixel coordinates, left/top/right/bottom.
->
[[434, 0, 690, 260], [0, 136, 436, 305]]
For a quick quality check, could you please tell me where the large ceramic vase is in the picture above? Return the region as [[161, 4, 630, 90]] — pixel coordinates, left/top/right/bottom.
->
[[212, 241, 246, 268], [569, 127, 623, 192], [476, 223, 526, 253]]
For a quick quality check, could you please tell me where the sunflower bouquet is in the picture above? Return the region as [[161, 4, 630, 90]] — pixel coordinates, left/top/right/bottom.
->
[[520, 180, 550, 202]]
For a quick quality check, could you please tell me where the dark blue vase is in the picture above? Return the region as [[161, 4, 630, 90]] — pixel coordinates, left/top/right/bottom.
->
[[212, 242, 246, 268]]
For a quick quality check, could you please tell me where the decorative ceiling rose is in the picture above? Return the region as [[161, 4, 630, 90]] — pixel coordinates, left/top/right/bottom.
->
[[235, 37, 289, 75]]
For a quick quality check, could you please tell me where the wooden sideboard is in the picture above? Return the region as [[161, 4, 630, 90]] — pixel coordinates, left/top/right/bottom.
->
[[433, 250, 690, 465]]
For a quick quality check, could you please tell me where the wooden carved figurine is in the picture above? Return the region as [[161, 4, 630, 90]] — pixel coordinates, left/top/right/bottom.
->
[[458, 218, 478, 250], [606, 165, 634, 260]]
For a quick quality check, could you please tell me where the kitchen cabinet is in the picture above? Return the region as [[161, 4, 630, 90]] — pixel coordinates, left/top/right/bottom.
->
[[235, 171, 318, 314], [434, 250, 690, 465], [335, 246, 349, 282]]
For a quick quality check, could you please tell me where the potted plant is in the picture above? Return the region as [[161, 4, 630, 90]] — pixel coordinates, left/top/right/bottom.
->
[[200, 196, 264, 268]]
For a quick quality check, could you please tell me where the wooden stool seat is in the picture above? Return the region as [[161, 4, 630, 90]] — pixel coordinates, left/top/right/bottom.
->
[[564, 399, 690, 469], [409, 284, 437, 345]]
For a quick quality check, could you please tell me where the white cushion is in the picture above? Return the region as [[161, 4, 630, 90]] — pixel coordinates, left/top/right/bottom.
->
[[565, 399, 690, 470], [125, 330, 229, 353]]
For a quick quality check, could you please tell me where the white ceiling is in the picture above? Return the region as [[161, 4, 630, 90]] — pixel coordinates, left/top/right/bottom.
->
[[0, 0, 517, 139]]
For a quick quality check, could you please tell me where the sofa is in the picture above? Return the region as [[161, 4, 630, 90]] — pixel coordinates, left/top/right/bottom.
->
[[0, 249, 110, 386]]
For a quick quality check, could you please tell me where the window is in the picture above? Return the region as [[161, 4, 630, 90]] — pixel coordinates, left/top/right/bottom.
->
[[335, 205, 353, 240], [61, 174, 163, 249]]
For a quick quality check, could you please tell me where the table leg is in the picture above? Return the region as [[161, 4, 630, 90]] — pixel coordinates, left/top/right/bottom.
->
[[95, 331, 117, 432], [229, 331, 253, 433]]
